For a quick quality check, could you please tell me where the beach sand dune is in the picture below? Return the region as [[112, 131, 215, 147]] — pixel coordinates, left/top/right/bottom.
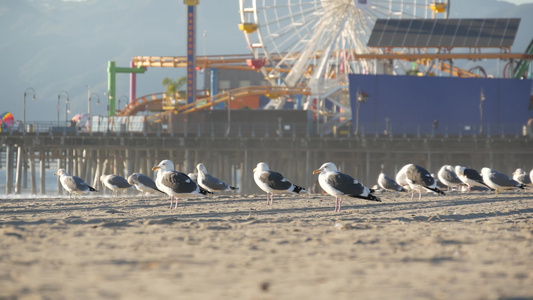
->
[[1, 191, 532, 299]]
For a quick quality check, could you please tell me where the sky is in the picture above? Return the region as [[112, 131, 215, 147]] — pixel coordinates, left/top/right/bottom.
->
[[1, 0, 532, 124]]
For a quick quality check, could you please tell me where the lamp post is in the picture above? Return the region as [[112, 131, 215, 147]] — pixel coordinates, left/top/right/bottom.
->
[[23, 87, 36, 129], [479, 87, 485, 134], [57, 90, 69, 126], [118, 95, 128, 112]]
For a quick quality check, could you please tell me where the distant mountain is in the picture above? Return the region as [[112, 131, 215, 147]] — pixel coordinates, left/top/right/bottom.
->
[[1, 0, 531, 122]]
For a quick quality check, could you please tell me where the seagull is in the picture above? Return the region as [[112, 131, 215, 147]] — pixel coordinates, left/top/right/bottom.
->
[[512, 168, 532, 186], [253, 162, 306, 205], [530, 169, 533, 186], [455, 166, 492, 193], [396, 164, 445, 200], [481, 167, 525, 195], [54, 169, 97, 199], [196, 163, 239, 193], [152, 160, 211, 209], [127, 173, 164, 198], [377, 172, 406, 192], [437, 165, 463, 191], [313, 162, 381, 212], [100, 174, 133, 198]]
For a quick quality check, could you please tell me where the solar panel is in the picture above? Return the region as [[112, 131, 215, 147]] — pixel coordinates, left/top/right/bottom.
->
[[367, 18, 520, 48]]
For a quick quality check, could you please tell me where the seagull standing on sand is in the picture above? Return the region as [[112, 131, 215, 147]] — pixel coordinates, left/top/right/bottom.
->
[[377, 172, 406, 192], [512, 168, 532, 186], [127, 173, 164, 198], [313, 162, 381, 212], [54, 169, 97, 199], [455, 166, 492, 193], [152, 160, 211, 209], [196, 163, 239, 193], [253, 162, 306, 205], [437, 165, 463, 191], [396, 164, 445, 200], [100, 174, 133, 198], [481, 167, 525, 195]]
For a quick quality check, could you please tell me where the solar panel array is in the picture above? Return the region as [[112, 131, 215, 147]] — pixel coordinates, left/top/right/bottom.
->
[[367, 18, 520, 48]]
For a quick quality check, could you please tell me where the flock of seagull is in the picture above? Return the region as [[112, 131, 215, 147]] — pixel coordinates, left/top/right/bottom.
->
[[53, 160, 530, 212]]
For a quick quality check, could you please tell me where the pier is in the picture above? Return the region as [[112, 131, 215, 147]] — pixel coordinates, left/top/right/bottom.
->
[[2, 128, 532, 196]]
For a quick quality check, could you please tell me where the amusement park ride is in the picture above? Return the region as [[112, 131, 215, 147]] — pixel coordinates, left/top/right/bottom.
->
[[110, 0, 533, 132]]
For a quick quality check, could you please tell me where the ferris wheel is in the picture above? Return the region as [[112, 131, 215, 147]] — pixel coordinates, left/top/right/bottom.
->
[[238, 0, 449, 99]]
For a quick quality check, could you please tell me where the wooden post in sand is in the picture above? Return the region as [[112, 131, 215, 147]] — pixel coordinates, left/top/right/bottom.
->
[[29, 147, 37, 194], [5, 145, 13, 194], [15, 145, 23, 194], [40, 150, 46, 195]]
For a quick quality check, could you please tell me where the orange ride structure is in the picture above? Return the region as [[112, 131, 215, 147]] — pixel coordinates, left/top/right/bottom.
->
[[110, 0, 532, 128]]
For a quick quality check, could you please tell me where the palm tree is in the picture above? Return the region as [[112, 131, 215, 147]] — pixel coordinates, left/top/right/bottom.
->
[[162, 76, 187, 99]]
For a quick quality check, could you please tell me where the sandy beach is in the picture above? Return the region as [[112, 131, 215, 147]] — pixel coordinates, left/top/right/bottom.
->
[[1, 190, 532, 299]]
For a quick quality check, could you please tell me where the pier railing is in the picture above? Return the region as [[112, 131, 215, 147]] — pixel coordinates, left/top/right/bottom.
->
[[6, 119, 532, 138]]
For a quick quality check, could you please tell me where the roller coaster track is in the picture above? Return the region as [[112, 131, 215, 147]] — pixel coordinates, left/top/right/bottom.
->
[[118, 85, 311, 122]]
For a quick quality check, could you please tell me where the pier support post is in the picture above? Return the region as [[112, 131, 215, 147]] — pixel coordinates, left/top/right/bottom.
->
[[29, 147, 37, 194], [40, 150, 46, 195], [15, 146, 23, 194], [5, 145, 13, 194]]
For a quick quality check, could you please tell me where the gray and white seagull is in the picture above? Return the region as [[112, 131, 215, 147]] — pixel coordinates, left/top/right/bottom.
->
[[196, 163, 239, 193], [455, 165, 492, 193], [481, 167, 525, 195], [54, 169, 97, 199], [127, 173, 164, 198], [152, 160, 211, 209], [396, 164, 445, 200], [512, 168, 532, 186], [377, 172, 406, 192], [314, 162, 381, 212], [437, 165, 463, 191], [253, 162, 306, 205], [100, 174, 133, 198]]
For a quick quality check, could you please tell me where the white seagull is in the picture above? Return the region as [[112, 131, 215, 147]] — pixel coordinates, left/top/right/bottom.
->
[[54, 169, 97, 199], [455, 166, 492, 193], [253, 162, 306, 205], [127, 173, 164, 198], [437, 165, 463, 191], [100, 174, 133, 198], [512, 168, 532, 186], [377, 172, 406, 192], [314, 162, 381, 212], [152, 160, 211, 209], [481, 167, 525, 195], [396, 164, 445, 200], [196, 163, 239, 193]]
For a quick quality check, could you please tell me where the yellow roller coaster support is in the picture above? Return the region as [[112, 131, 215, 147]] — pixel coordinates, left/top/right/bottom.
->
[[430, 3, 446, 13], [239, 23, 258, 34], [265, 92, 282, 99]]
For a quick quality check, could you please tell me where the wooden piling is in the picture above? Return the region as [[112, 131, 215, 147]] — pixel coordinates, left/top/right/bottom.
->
[[29, 147, 36, 194], [15, 146, 23, 194], [5, 145, 13, 194], [40, 150, 46, 195]]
